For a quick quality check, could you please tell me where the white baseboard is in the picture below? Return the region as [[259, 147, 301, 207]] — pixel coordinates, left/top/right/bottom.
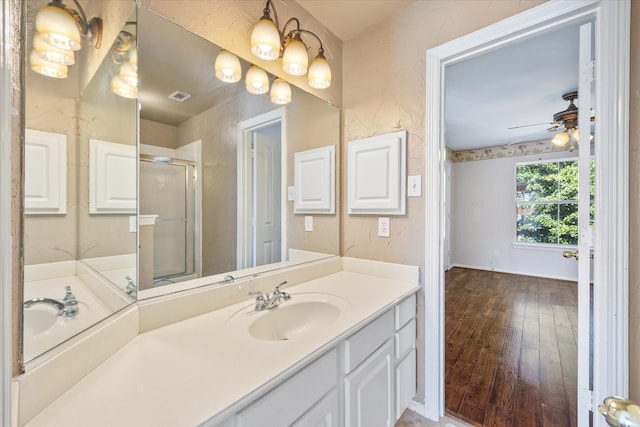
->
[[449, 263, 578, 282]]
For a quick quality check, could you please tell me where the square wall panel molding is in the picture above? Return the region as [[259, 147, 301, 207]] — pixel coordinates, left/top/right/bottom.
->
[[348, 130, 407, 215], [89, 139, 136, 214], [25, 129, 67, 215], [294, 145, 336, 214]]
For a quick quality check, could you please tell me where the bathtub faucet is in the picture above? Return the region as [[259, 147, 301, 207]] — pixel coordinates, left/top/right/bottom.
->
[[23, 285, 79, 317], [248, 281, 291, 311]]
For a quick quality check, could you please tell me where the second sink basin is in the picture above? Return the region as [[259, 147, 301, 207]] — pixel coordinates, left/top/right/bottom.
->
[[226, 292, 351, 342]]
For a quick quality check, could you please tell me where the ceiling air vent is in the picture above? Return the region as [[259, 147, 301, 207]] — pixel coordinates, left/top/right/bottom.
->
[[168, 90, 192, 102]]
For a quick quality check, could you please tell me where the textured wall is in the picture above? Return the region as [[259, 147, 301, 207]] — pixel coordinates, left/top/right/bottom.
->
[[629, 0, 640, 404], [341, 0, 546, 402]]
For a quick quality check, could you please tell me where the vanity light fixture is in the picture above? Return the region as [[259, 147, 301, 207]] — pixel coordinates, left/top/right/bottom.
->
[[250, 0, 332, 89], [110, 27, 139, 99], [31, 0, 103, 78], [246, 65, 270, 95], [111, 75, 137, 99], [270, 78, 292, 104], [215, 49, 242, 83]]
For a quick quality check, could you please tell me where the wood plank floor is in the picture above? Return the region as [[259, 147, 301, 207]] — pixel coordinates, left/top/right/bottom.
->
[[445, 268, 578, 427]]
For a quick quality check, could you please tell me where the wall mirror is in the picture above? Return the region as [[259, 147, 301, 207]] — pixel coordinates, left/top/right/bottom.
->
[[23, 0, 137, 363], [136, 7, 340, 298]]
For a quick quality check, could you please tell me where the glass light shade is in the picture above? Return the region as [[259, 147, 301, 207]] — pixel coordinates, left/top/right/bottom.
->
[[552, 131, 570, 147], [33, 33, 75, 65], [282, 37, 308, 76], [128, 47, 138, 72], [251, 17, 281, 60], [111, 75, 138, 99], [118, 62, 138, 87], [308, 52, 331, 89], [35, 4, 82, 51], [245, 65, 269, 95], [30, 50, 68, 78], [270, 78, 291, 104], [214, 50, 242, 83]]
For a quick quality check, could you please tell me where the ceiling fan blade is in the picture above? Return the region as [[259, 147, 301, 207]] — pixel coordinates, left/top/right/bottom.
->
[[507, 122, 556, 130], [506, 127, 557, 146]]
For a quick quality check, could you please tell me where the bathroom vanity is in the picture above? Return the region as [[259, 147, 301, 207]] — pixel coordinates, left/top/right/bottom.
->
[[18, 258, 419, 426]]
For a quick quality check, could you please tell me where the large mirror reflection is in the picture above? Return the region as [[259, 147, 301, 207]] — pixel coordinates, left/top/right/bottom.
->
[[136, 7, 340, 297], [23, 0, 137, 362]]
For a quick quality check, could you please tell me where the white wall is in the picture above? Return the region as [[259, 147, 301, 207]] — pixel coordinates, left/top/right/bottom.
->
[[450, 151, 581, 281]]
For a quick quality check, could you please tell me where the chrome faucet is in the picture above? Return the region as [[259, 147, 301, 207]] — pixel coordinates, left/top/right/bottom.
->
[[124, 276, 137, 297], [248, 281, 291, 311], [23, 285, 79, 317]]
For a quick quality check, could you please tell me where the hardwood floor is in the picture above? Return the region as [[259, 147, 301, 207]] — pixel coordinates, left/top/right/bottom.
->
[[445, 268, 578, 427]]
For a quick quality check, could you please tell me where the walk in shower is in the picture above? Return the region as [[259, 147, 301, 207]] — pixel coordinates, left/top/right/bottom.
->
[[140, 155, 198, 287]]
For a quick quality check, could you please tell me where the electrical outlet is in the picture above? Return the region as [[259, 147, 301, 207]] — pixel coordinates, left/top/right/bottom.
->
[[378, 217, 390, 237], [304, 216, 313, 232]]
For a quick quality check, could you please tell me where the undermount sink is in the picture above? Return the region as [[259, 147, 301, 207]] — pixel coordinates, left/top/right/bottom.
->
[[23, 308, 58, 336], [226, 292, 350, 342]]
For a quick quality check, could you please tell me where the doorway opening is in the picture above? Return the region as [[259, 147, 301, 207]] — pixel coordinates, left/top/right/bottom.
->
[[237, 108, 286, 270]]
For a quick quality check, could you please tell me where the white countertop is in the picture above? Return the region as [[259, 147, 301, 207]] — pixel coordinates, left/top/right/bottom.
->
[[25, 271, 419, 427]]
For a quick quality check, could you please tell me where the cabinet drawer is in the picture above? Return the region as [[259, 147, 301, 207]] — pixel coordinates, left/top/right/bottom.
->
[[292, 388, 338, 427], [342, 309, 393, 373], [236, 349, 337, 427], [395, 348, 416, 421], [394, 294, 416, 330], [394, 318, 415, 359]]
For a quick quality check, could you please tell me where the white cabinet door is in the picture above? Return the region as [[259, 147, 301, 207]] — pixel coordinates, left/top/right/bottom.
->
[[293, 388, 339, 427], [395, 348, 416, 421], [344, 340, 394, 427]]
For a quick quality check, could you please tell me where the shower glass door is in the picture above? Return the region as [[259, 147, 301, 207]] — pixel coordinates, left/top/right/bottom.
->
[[140, 157, 196, 283]]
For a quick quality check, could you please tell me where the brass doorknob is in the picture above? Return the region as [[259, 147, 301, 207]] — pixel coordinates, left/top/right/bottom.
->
[[563, 250, 579, 260]]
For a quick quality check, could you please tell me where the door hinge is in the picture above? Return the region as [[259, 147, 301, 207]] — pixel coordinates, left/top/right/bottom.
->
[[582, 59, 595, 83], [580, 388, 594, 412]]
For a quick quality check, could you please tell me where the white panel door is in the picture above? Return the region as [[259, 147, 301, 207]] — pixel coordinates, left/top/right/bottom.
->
[[254, 131, 281, 267]]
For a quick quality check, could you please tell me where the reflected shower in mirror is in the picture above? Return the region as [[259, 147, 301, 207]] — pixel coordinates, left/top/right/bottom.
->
[[23, 0, 137, 363], [137, 7, 340, 297]]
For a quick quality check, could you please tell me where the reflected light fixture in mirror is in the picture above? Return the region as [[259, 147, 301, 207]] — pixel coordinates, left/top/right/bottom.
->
[[271, 78, 292, 104], [30, 0, 103, 78], [250, 0, 331, 89], [246, 65, 270, 94], [111, 27, 139, 99], [214, 49, 242, 83]]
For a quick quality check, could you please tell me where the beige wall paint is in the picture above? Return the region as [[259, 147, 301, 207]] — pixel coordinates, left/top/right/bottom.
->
[[341, 0, 548, 402], [140, 119, 178, 149], [629, 0, 640, 403]]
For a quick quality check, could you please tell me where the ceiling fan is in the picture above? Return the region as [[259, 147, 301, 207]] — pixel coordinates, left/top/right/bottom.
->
[[507, 91, 594, 151]]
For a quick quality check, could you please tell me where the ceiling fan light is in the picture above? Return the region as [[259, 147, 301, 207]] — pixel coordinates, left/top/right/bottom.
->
[[33, 33, 75, 65], [35, 2, 82, 51], [214, 49, 242, 83], [251, 16, 281, 60], [308, 51, 331, 89], [282, 36, 308, 76], [30, 50, 68, 78], [552, 131, 570, 147], [270, 78, 291, 104], [111, 74, 138, 99], [245, 65, 269, 95]]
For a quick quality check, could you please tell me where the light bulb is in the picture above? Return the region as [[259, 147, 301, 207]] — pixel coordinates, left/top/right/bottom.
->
[[308, 51, 331, 89], [551, 131, 569, 147], [282, 36, 308, 76], [250, 16, 280, 60], [30, 50, 68, 78], [270, 78, 291, 104], [111, 75, 138, 99], [35, 3, 82, 51], [118, 62, 138, 87], [214, 50, 242, 83], [32, 33, 75, 65], [245, 65, 269, 95]]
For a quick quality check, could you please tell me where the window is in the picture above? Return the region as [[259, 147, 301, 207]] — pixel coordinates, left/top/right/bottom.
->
[[515, 158, 594, 245]]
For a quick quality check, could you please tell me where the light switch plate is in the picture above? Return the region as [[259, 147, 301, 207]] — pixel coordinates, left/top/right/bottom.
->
[[378, 217, 390, 237], [408, 175, 422, 197], [288, 186, 295, 201], [305, 216, 313, 232]]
